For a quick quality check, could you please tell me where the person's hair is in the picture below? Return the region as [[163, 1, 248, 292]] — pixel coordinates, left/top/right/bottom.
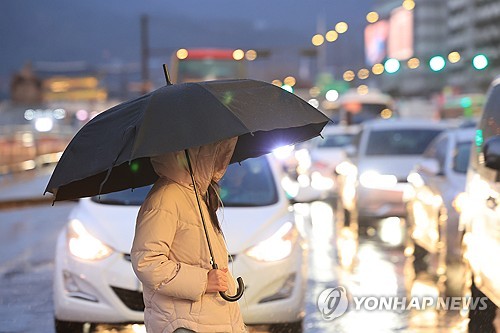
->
[[206, 180, 222, 233]]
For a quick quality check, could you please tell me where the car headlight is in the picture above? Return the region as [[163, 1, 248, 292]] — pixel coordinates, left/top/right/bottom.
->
[[245, 222, 298, 262], [452, 192, 468, 213], [67, 219, 113, 261], [359, 170, 398, 189]]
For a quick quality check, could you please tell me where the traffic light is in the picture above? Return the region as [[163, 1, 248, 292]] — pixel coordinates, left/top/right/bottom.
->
[[472, 54, 488, 70], [429, 56, 446, 72]]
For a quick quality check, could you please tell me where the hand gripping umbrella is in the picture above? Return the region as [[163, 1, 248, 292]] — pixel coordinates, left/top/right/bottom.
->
[[45, 65, 331, 301]]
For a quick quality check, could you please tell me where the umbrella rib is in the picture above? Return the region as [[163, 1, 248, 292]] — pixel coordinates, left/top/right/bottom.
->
[[195, 83, 254, 136]]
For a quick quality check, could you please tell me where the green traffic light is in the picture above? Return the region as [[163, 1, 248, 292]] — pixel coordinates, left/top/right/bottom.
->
[[472, 54, 488, 70], [429, 56, 446, 72]]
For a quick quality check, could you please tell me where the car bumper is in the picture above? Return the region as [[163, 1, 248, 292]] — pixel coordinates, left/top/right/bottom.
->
[[54, 230, 308, 325], [232, 240, 307, 324], [53, 230, 144, 323]]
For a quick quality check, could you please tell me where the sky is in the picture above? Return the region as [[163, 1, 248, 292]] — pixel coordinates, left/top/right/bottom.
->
[[0, 0, 375, 95]]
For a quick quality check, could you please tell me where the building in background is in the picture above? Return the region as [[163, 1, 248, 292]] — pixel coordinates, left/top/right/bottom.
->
[[365, 0, 500, 102]]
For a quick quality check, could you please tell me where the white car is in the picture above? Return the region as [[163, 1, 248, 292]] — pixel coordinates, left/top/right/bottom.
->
[[405, 127, 475, 297], [336, 119, 447, 237], [53, 155, 307, 332]]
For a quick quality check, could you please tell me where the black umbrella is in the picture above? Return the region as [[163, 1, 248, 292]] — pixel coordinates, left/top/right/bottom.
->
[[45, 69, 330, 201], [45, 65, 330, 302]]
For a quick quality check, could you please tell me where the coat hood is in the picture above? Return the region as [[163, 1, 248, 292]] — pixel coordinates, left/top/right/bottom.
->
[[150, 137, 238, 194]]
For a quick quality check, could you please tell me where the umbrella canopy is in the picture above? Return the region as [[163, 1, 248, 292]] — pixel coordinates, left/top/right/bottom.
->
[[45, 78, 330, 201]]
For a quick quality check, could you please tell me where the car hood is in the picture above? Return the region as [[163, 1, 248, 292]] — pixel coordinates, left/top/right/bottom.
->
[[357, 155, 423, 180], [220, 202, 293, 254], [69, 199, 140, 254], [69, 198, 293, 255]]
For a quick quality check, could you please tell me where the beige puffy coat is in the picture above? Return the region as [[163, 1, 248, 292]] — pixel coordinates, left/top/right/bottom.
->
[[131, 138, 246, 333]]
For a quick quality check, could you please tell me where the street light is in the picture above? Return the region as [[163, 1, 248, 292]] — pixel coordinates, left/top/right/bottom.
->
[[384, 58, 401, 74]]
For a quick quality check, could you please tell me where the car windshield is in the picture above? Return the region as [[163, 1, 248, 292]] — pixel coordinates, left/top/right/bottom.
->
[[219, 156, 278, 207], [91, 156, 277, 207], [365, 129, 442, 156], [317, 134, 355, 148], [453, 141, 472, 173]]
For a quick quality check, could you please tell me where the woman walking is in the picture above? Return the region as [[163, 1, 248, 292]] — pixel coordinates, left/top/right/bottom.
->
[[131, 137, 246, 333]]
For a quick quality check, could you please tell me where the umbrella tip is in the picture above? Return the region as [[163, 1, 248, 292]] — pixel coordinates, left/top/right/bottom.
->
[[163, 64, 173, 86]]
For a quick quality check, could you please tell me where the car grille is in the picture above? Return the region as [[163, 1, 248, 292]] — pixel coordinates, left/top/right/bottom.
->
[[111, 286, 144, 312]]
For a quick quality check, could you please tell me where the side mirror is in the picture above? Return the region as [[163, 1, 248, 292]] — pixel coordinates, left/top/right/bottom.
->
[[419, 158, 442, 176], [484, 135, 500, 170]]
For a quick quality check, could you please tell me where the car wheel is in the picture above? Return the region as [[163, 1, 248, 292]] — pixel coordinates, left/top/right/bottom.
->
[[462, 265, 498, 332], [54, 318, 85, 333], [270, 320, 303, 333]]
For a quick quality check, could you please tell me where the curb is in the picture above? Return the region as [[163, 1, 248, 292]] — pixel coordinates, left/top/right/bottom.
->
[[0, 196, 55, 211]]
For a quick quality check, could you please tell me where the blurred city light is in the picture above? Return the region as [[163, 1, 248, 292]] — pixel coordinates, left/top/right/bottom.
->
[[429, 55, 446, 71], [357, 68, 370, 80], [325, 30, 339, 42], [245, 49, 257, 61], [472, 54, 488, 70], [309, 86, 321, 97], [343, 70, 355, 82], [272, 79, 283, 87], [176, 48, 188, 60], [232, 49, 245, 60], [402, 0, 415, 10], [357, 85, 369, 95], [312, 34, 325, 46], [281, 84, 294, 93], [366, 11, 379, 24], [407, 57, 420, 69], [384, 58, 401, 74], [335, 22, 349, 34], [380, 108, 393, 119], [308, 98, 319, 108], [448, 51, 461, 63], [283, 76, 296, 86], [325, 89, 339, 102], [372, 63, 385, 75]]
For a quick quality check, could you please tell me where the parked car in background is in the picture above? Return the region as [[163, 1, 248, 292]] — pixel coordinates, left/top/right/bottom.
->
[[335, 119, 447, 266], [53, 155, 307, 332], [460, 78, 500, 332], [305, 124, 360, 202], [404, 127, 475, 297]]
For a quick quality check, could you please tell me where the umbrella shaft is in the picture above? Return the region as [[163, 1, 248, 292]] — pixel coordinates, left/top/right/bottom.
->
[[184, 150, 217, 269]]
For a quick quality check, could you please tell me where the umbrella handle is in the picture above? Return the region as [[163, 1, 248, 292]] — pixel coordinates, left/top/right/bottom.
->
[[219, 277, 245, 302]]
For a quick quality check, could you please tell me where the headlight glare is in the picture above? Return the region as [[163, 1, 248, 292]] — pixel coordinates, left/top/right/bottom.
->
[[359, 170, 398, 189], [245, 222, 297, 262], [67, 219, 113, 261]]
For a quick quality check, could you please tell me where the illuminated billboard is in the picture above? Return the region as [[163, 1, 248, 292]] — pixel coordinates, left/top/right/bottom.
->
[[387, 6, 414, 60], [364, 20, 390, 65]]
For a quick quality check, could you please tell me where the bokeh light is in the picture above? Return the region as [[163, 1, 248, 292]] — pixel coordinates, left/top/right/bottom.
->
[[357, 68, 370, 80], [357, 85, 369, 95], [325, 30, 339, 42], [272, 79, 283, 86], [407, 57, 420, 69], [372, 63, 385, 75], [366, 12, 379, 23], [402, 0, 415, 10], [335, 22, 348, 34], [325, 89, 339, 102], [381, 108, 393, 119], [429, 56, 446, 71], [312, 34, 325, 46], [448, 51, 461, 63], [309, 86, 321, 97], [283, 76, 296, 87], [245, 49, 257, 61], [472, 54, 488, 70], [343, 70, 355, 82], [232, 49, 245, 60], [176, 48, 188, 60], [384, 58, 401, 73]]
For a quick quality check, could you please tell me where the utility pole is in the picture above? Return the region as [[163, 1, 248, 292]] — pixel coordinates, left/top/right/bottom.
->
[[141, 14, 150, 94]]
